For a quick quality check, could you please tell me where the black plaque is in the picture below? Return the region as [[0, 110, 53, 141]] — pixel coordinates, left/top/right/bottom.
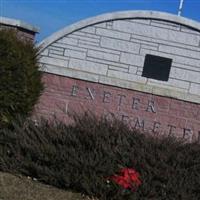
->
[[142, 54, 172, 81]]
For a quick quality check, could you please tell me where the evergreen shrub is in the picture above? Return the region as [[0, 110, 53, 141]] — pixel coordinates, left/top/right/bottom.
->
[[0, 29, 43, 126], [0, 114, 200, 200]]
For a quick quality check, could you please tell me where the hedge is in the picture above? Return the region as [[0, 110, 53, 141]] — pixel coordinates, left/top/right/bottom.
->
[[0, 29, 43, 126], [0, 114, 200, 199]]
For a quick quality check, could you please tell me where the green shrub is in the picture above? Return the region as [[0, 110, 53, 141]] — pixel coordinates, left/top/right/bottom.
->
[[0, 114, 200, 200], [0, 29, 43, 126]]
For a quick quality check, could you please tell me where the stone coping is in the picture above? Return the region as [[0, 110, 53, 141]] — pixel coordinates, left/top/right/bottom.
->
[[38, 10, 200, 50], [0, 16, 39, 33]]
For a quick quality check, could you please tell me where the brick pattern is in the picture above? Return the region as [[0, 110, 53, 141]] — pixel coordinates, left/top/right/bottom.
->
[[0, 24, 35, 42], [34, 73, 200, 142], [39, 18, 200, 101]]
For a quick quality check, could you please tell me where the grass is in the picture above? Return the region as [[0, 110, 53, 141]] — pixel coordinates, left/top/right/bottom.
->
[[0, 171, 95, 200]]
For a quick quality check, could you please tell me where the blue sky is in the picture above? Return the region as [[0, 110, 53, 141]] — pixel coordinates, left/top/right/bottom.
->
[[1, 0, 200, 42]]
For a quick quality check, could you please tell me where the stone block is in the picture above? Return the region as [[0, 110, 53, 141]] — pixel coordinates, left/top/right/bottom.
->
[[120, 52, 144, 66], [94, 22, 107, 28], [131, 37, 158, 47], [136, 70, 142, 75], [108, 65, 129, 73], [40, 49, 49, 56], [100, 37, 140, 53], [159, 45, 200, 59], [168, 78, 190, 90], [70, 34, 100, 43], [79, 40, 99, 47], [107, 70, 147, 83], [113, 20, 200, 46], [42, 64, 67, 75], [47, 53, 70, 61], [147, 78, 189, 91], [40, 56, 68, 68], [170, 68, 200, 83], [52, 42, 87, 52], [132, 33, 200, 52], [78, 43, 120, 55], [48, 46, 64, 52], [87, 57, 130, 69], [129, 66, 138, 74], [96, 28, 131, 40], [181, 26, 200, 35], [99, 76, 152, 93], [87, 49, 120, 62], [69, 58, 108, 75], [64, 49, 86, 59], [173, 62, 200, 72], [189, 83, 200, 95], [129, 19, 151, 25], [80, 26, 96, 34], [73, 31, 100, 39], [49, 49, 63, 56], [43, 64, 99, 82], [151, 20, 180, 31], [59, 37, 78, 46], [141, 44, 158, 50]]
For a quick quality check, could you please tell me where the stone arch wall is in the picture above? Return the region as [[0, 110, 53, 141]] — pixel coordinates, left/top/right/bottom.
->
[[36, 11, 200, 141], [39, 11, 200, 103]]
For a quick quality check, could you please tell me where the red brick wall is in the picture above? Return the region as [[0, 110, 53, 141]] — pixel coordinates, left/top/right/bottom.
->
[[35, 73, 200, 142]]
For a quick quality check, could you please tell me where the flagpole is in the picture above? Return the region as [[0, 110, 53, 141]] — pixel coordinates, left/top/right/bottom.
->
[[178, 0, 184, 16]]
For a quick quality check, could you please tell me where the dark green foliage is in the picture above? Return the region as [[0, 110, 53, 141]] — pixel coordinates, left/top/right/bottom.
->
[[0, 114, 200, 199], [0, 29, 43, 126]]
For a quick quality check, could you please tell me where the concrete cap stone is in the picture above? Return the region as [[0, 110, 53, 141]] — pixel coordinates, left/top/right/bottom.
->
[[0, 16, 39, 33]]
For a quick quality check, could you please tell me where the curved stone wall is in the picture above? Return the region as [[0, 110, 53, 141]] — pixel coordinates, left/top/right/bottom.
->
[[35, 11, 200, 141]]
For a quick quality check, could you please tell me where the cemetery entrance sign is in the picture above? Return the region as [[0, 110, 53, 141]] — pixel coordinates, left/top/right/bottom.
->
[[36, 11, 200, 141]]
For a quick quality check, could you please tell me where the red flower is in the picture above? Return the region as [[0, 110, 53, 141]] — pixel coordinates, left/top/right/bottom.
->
[[109, 168, 141, 191]]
